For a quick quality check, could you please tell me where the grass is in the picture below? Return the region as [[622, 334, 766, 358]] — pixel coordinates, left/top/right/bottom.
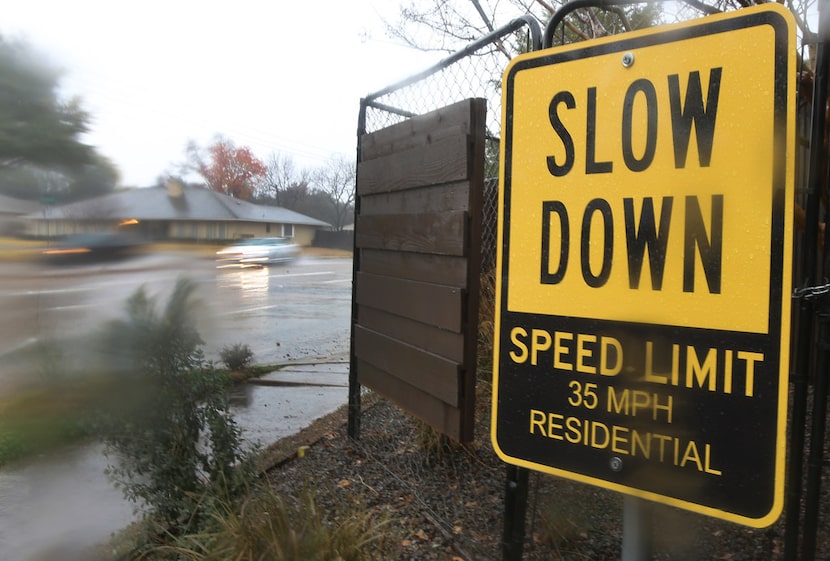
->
[[0, 375, 111, 465], [212, 363, 285, 384], [130, 483, 392, 561]]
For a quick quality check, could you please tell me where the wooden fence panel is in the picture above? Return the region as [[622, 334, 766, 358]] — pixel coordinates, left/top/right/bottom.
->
[[351, 98, 485, 442]]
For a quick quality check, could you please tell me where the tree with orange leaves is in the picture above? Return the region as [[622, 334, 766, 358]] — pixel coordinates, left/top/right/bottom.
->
[[190, 136, 266, 200]]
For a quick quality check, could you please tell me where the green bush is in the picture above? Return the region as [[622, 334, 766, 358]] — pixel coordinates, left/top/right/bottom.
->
[[95, 278, 250, 528], [219, 343, 254, 372]]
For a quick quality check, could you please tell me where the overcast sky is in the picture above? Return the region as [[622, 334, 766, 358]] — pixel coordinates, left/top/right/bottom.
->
[[1, 1, 441, 187]]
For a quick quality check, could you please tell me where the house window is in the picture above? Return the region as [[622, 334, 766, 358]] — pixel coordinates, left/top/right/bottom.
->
[[265, 223, 271, 233], [282, 223, 294, 238]]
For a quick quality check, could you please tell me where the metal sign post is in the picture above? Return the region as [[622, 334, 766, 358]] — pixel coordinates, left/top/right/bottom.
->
[[622, 496, 653, 561], [493, 2, 796, 531]]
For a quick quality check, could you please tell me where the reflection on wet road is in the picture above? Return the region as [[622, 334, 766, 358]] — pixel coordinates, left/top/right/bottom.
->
[[202, 261, 352, 364]]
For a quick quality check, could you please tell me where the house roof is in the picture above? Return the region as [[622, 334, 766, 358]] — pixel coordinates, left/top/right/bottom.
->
[[24, 184, 331, 228], [0, 193, 41, 215]]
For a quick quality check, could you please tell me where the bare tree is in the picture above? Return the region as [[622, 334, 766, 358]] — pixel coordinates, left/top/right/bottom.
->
[[260, 152, 311, 209], [385, 0, 601, 53], [388, 0, 515, 53], [387, 0, 818, 54], [312, 155, 356, 232]]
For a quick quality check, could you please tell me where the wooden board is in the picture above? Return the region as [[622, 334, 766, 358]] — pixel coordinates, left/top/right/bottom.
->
[[360, 99, 480, 160], [355, 212, 467, 256], [355, 272, 463, 332], [359, 249, 468, 287], [357, 360, 463, 441], [354, 326, 460, 405], [359, 182, 471, 216], [357, 306, 465, 363], [357, 134, 469, 196]]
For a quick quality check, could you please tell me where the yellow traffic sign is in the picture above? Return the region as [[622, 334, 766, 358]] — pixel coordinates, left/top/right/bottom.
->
[[492, 4, 795, 528]]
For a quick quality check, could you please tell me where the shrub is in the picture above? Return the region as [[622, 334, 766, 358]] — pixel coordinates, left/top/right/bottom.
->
[[219, 343, 254, 372], [95, 278, 249, 528], [146, 484, 391, 561]]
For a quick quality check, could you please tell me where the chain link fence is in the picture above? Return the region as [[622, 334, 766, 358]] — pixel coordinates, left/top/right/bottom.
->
[[353, 6, 827, 559], [358, 16, 542, 373]]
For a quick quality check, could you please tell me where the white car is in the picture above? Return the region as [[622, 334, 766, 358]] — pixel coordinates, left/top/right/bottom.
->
[[216, 237, 300, 266]]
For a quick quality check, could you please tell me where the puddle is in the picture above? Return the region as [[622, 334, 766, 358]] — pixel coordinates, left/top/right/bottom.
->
[[230, 381, 347, 450]]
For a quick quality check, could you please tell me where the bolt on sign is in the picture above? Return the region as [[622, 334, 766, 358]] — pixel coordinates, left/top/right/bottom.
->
[[492, 4, 795, 527]]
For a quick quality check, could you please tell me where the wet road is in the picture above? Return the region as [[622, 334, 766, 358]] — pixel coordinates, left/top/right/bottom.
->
[[0, 251, 353, 560], [0, 253, 353, 384]]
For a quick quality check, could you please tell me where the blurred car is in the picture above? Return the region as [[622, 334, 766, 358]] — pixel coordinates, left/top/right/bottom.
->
[[41, 232, 143, 264], [215, 237, 300, 267]]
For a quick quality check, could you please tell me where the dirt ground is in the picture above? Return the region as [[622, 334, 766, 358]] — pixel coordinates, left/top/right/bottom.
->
[[259, 386, 830, 561]]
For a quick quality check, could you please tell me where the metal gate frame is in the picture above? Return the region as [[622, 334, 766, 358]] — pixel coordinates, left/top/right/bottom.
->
[[784, 4, 830, 559], [522, 2, 829, 559], [349, 1, 829, 558]]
